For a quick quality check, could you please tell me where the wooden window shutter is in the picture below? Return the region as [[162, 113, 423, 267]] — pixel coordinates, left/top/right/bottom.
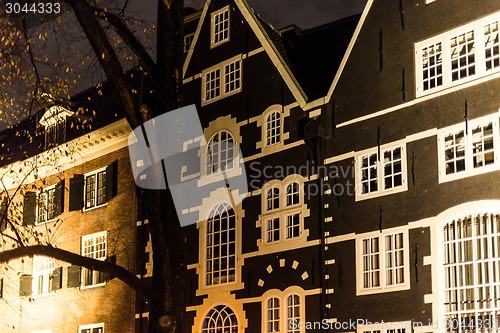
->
[[22, 192, 36, 226], [19, 274, 32, 296], [105, 160, 118, 202], [69, 174, 84, 211], [51, 267, 63, 291], [66, 265, 81, 288], [54, 179, 64, 217]]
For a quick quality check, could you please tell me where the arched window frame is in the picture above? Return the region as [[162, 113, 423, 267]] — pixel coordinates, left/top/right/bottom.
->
[[262, 289, 305, 333], [260, 177, 306, 246], [202, 304, 239, 333], [204, 130, 238, 177], [264, 110, 282, 147], [205, 203, 237, 287]]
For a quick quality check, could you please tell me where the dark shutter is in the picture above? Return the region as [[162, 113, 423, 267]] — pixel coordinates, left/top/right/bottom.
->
[[51, 267, 63, 291], [54, 180, 64, 217], [105, 160, 118, 202], [0, 197, 7, 232], [67, 265, 81, 288], [69, 174, 84, 211], [22, 192, 36, 226], [0, 278, 3, 298], [19, 274, 32, 296]]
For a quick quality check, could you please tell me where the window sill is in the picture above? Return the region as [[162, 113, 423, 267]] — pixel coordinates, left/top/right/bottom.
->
[[355, 184, 408, 202], [439, 163, 500, 184], [32, 292, 54, 299], [197, 166, 242, 187], [356, 283, 410, 296], [82, 202, 107, 213], [35, 218, 56, 226], [80, 282, 106, 290]]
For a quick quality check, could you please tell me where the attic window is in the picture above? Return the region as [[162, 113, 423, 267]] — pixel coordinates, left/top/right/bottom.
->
[[39, 104, 73, 149], [211, 6, 230, 47]]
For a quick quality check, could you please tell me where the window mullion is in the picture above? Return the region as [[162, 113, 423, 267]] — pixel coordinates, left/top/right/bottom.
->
[[380, 235, 386, 288], [475, 24, 486, 76], [443, 36, 451, 88]]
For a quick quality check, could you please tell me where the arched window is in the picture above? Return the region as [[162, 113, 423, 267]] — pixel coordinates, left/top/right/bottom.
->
[[442, 213, 500, 329], [206, 203, 236, 286], [267, 187, 280, 211], [206, 130, 236, 175], [286, 294, 301, 333], [266, 297, 280, 333], [202, 305, 238, 333], [265, 111, 281, 146], [285, 182, 300, 206]]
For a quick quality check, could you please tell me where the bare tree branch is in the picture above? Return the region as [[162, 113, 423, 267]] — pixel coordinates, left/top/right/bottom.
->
[[0, 244, 152, 302], [92, 6, 156, 79]]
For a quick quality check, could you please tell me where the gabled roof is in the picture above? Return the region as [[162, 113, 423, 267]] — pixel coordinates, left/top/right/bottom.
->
[[183, 0, 309, 107]]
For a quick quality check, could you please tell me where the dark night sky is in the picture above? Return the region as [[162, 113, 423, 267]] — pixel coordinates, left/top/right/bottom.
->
[[185, 0, 367, 29]]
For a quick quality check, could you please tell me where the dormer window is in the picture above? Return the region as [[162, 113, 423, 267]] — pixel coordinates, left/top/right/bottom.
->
[[38, 96, 73, 150], [211, 6, 230, 48]]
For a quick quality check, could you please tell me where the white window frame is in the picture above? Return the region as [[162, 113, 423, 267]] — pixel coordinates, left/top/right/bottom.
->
[[201, 55, 242, 105], [357, 321, 412, 333], [81, 231, 107, 289], [437, 113, 500, 183], [32, 256, 55, 297], [203, 130, 239, 177], [262, 290, 305, 333], [83, 166, 107, 211], [36, 185, 56, 225], [205, 203, 237, 287], [355, 144, 408, 201], [264, 110, 282, 147], [184, 32, 195, 53], [78, 323, 104, 333], [261, 180, 304, 245], [210, 5, 230, 48], [415, 11, 500, 97], [356, 229, 410, 296]]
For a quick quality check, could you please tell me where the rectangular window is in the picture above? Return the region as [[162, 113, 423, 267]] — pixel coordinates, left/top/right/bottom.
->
[[37, 186, 55, 224], [32, 256, 55, 296], [358, 323, 410, 333], [84, 168, 107, 210], [439, 115, 500, 182], [416, 12, 500, 97], [266, 217, 280, 242], [357, 231, 409, 295], [81, 231, 107, 288], [356, 145, 407, 200], [202, 56, 242, 105], [45, 120, 66, 150], [184, 33, 195, 53], [79, 324, 104, 333], [211, 6, 230, 47], [285, 213, 300, 239]]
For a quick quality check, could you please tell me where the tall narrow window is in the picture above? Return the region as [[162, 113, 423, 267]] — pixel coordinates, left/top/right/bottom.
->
[[81, 231, 107, 287], [224, 60, 241, 94], [45, 120, 66, 149], [184, 33, 195, 53], [362, 237, 380, 289], [286, 294, 301, 333], [484, 21, 500, 70], [385, 233, 405, 286], [202, 305, 238, 333], [211, 6, 230, 47], [266, 297, 280, 333], [361, 153, 379, 194], [383, 147, 403, 189], [33, 256, 55, 296], [265, 111, 281, 146], [472, 122, 495, 168], [267, 188, 280, 211], [204, 68, 221, 101], [37, 187, 55, 224], [443, 213, 500, 331], [85, 168, 107, 209], [206, 131, 236, 176], [285, 183, 299, 206], [421, 42, 443, 91], [206, 203, 236, 286]]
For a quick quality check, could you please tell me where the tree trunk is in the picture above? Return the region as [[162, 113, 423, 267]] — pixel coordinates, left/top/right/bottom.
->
[[146, 1, 186, 333]]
